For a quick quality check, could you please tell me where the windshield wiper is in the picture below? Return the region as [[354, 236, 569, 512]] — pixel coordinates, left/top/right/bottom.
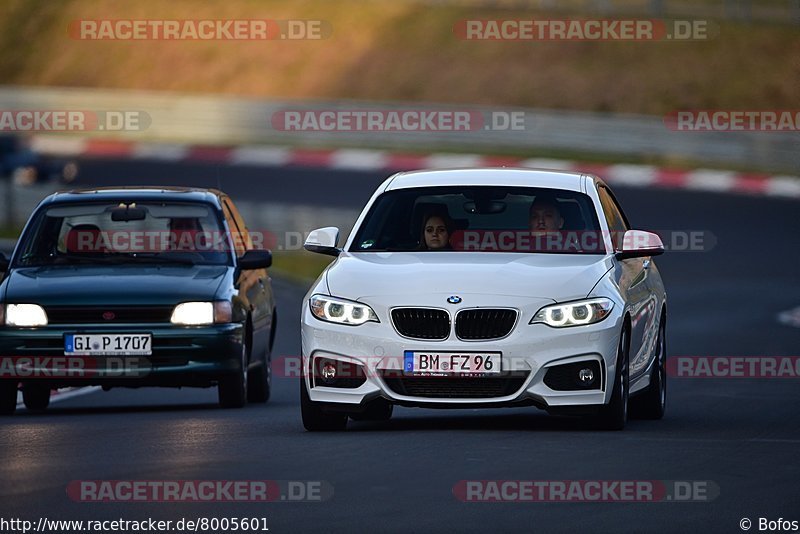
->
[[56, 253, 130, 264], [53, 252, 197, 266], [123, 253, 198, 265]]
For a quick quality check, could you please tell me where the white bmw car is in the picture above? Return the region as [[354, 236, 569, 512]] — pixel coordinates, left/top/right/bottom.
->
[[300, 168, 667, 431]]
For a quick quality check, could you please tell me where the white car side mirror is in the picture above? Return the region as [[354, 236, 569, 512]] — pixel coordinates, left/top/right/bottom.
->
[[304, 227, 341, 257], [615, 230, 664, 260]]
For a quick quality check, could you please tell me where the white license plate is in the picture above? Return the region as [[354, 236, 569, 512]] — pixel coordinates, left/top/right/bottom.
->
[[403, 351, 501, 375], [65, 334, 152, 356]]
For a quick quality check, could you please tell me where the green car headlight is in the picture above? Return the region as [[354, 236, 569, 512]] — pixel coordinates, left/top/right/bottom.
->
[[5, 304, 49, 327], [171, 302, 232, 326]]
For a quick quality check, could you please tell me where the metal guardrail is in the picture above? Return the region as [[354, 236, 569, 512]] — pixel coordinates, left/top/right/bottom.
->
[[1, 87, 798, 173]]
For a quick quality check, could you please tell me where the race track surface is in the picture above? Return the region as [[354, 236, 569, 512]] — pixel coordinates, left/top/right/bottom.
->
[[2, 158, 798, 533]]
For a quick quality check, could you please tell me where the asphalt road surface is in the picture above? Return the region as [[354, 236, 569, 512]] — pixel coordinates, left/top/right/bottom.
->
[[1, 157, 799, 533]]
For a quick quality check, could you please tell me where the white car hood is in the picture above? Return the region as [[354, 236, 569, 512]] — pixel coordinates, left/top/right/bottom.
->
[[325, 252, 613, 302]]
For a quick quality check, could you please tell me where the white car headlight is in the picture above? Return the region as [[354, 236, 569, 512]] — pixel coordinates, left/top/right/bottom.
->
[[170, 301, 232, 326], [530, 298, 614, 328], [5, 304, 49, 327], [309, 295, 379, 326]]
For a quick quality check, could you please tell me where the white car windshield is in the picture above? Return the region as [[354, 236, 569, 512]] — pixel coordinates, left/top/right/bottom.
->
[[350, 186, 606, 254]]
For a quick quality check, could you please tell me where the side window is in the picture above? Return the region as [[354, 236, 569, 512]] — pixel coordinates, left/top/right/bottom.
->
[[604, 186, 631, 229], [221, 199, 249, 257], [597, 186, 629, 250]]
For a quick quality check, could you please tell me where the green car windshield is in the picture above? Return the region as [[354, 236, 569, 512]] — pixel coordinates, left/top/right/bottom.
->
[[15, 201, 233, 267]]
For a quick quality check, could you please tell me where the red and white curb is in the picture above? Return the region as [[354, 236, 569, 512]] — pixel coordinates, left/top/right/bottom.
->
[[32, 136, 800, 198]]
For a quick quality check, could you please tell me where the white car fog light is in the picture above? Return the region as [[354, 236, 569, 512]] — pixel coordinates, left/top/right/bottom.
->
[[322, 362, 337, 381], [578, 368, 595, 384]]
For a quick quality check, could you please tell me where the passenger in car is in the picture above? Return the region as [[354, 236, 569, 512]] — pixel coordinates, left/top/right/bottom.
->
[[420, 211, 454, 250], [168, 217, 205, 251], [529, 196, 565, 234], [528, 196, 588, 252], [65, 224, 107, 254]]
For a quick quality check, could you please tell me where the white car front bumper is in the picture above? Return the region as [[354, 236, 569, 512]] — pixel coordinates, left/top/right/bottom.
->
[[301, 293, 625, 411]]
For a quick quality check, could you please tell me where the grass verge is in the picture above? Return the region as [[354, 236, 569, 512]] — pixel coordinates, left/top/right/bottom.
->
[[0, 0, 796, 115]]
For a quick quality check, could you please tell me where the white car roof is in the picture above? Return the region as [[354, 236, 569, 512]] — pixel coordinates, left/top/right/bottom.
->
[[384, 168, 586, 192]]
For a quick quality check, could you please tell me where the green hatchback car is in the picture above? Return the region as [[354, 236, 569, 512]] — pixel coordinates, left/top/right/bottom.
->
[[0, 187, 276, 414]]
